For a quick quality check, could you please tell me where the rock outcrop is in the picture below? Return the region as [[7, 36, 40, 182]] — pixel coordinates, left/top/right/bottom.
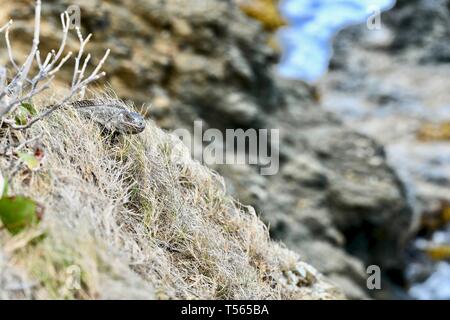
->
[[322, 0, 450, 298], [386, 0, 450, 63]]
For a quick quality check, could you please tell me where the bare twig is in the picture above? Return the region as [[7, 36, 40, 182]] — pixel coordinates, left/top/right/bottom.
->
[[0, 0, 42, 117], [0, 20, 12, 33], [0, 67, 6, 94], [0, 0, 109, 128], [5, 22, 20, 71], [15, 133, 43, 153]]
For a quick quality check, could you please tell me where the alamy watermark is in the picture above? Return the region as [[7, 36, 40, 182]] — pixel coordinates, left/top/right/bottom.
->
[[66, 5, 81, 29], [172, 121, 279, 176], [367, 265, 381, 290], [367, 5, 383, 30]]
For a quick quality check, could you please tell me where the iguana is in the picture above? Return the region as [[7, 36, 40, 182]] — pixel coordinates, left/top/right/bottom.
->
[[69, 99, 146, 135]]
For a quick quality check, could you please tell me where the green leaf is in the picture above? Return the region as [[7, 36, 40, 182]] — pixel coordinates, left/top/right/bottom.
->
[[0, 196, 43, 235], [14, 104, 37, 125], [20, 102, 37, 116], [15, 110, 28, 125], [18, 152, 40, 170]]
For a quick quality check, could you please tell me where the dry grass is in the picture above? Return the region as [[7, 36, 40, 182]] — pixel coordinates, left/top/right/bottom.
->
[[0, 94, 342, 299]]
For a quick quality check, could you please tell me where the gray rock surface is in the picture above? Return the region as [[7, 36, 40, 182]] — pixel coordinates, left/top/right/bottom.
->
[[215, 79, 412, 299], [323, 0, 450, 298], [386, 0, 450, 63]]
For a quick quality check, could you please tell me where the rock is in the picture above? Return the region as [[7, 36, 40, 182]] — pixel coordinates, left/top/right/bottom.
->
[[327, 274, 369, 300], [215, 82, 412, 297], [322, 0, 450, 298], [385, 0, 450, 63], [281, 154, 329, 188]]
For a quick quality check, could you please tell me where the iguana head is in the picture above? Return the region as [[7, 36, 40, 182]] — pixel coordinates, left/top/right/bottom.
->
[[116, 110, 146, 134]]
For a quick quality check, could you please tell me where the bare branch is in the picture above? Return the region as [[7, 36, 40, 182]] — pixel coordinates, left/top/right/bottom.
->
[[5, 23, 20, 71], [10, 69, 106, 130], [0, 67, 6, 93], [76, 53, 91, 86], [4, 0, 42, 97], [15, 133, 43, 152], [0, 0, 110, 128], [72, 28, 92, 88], [0, 20, 12, 34]]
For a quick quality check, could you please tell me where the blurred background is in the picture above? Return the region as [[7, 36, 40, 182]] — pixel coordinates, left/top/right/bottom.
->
[[0, 0, 449, 299]]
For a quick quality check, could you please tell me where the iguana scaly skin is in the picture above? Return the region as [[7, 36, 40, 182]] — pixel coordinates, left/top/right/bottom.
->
[[70, 99, 146, 134]]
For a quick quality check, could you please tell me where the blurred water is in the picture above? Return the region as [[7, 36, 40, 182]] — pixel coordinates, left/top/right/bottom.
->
[[409, 262, 450, 300], [277, 0, 396, 81]]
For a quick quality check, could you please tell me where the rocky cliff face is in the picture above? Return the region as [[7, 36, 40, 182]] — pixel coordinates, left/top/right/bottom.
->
[[386, 0, 450, 63], [323, 0, 450, 298], [217, 78, 412, 299], [0, 0, 415, 299]]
